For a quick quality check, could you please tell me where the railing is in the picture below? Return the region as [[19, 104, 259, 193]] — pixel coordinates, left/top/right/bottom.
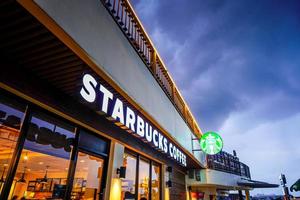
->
[[207, 151, 251, 179], [101, 0, 202, 138]]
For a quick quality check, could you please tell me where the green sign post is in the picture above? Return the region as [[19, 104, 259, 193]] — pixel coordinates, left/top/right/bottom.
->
[[200, 132, 223, 155]]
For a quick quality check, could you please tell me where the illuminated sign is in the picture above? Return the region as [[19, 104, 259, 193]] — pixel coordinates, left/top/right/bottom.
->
[[80, 74, 187, 166], [200, 132, 223, 155]]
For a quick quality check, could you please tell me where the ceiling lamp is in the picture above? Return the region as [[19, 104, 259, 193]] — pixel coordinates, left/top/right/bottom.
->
[[17, 167, 27, 184], [40, 166, 49, 184]]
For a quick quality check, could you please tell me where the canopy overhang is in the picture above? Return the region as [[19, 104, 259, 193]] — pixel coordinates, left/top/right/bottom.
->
[[237, 179, 279, 188]]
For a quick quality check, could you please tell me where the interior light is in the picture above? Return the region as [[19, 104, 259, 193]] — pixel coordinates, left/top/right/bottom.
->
[[111, 178, 122, 200], [39, 162, 44, 165], [80, 160, 85, 163], [40, 166, 49, 184], [17, 167, 27, 184], [24, 153, 29, 160]]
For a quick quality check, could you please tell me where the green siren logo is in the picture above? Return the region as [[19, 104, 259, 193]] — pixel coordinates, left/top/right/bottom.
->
[[200, 132, 223, 155]]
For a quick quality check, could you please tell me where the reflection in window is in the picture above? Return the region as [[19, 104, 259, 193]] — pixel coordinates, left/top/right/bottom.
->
[[8, 111, 75, 200], [138, 159, 149, 200], [0, 97, 25, 195], [151, 163, 160, 200], [121, 153, 136, 200], [72, 152, 104, 200], [122, 151, 161, 200]]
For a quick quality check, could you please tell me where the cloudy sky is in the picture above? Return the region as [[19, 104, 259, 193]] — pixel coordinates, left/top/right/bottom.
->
[[130, 0, 300, 195]]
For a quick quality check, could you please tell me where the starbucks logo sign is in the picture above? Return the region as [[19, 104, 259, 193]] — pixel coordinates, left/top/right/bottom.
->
[[200, 132, 223, 155]]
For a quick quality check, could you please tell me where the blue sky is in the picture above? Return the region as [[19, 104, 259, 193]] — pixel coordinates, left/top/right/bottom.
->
[[131, 0, 300, 195]]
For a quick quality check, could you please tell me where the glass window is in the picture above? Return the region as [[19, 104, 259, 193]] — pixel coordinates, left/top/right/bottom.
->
[[122, 150, 161, 200], [121, 153, 136, 200], [0, 96, 25, 195], [138, 159, 149, 200], [151, 163, 160, 200], [72, 152, 104, 200], [8, 111, 75, 200]]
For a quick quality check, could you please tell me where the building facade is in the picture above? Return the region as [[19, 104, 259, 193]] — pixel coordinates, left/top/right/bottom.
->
[[0, 1, 278, 200], [186, 151, 278, 200], [0, 0, 205, 199]]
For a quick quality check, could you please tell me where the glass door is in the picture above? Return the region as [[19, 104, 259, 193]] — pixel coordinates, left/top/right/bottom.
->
[[72, 151, 104, 200], [8, 110, 75, 200]]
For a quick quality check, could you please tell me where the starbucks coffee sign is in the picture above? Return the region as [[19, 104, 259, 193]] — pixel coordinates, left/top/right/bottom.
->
[[80, 74, 187, 166], [200, 132, 223, 155]]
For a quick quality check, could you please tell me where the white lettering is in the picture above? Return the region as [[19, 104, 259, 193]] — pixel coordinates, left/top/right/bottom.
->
[[169, 143, 173, 157], [125, 107, 136, 132], [99, 85, 113, 113], [183, 154, 187, 166], [153, 129, 158, 147], [136, 115, 145, 137], [158, 133, 164, 150], [80, 74, 97, 103], [80, 74, 188, 167], [163, 138, 168, 153], [111, 98, 124, 124], [173, 146, 177, 159], [145, 123, 152, 142]]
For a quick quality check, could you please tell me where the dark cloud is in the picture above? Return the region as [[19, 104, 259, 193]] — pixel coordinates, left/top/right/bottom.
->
[[130, 1, 300, 194], [131, 0, 300, 131]]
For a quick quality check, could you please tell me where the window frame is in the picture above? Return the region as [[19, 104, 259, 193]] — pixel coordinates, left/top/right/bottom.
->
[[124, 149, 162, 200], [0, 90, 110, 200]]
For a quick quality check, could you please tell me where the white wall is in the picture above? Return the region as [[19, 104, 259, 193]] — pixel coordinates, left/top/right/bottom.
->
[[34, 0, 201, 161], [187, 169, 243, 187]]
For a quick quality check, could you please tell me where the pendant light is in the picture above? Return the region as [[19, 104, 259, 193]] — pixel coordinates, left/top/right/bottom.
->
[[17, 167, 27, 184], [40, 165, 49, 184]]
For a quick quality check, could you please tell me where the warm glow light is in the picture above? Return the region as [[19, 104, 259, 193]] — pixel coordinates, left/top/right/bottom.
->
[[24, 155, 28, 160], [165, 187, 170, 200], [39, 162, 43, 165], [80, 160, 85, 163], [109, 178, 121, 200]]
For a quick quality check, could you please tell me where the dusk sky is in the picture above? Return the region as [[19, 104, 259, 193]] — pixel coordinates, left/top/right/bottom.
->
[[131, 0, 300, 195]]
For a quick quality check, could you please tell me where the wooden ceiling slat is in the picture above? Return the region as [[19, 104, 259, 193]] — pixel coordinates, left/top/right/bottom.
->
[[0, 0, 14, 7], [16, 40, 62, 59], [53, 77, 81, 87], [0, 1, 98, 107], [0, 22, 41, 42], [20, 46, 69, 65], [0, 28, 49, 49], [37, 60, 84, 76], [27, 55, 78, 70], [0, 14, 34, 32], [22, 51, 74, 68], [0, 7, 23, 21], [43, 69, 83, 81], [3, 34, 56, 54]]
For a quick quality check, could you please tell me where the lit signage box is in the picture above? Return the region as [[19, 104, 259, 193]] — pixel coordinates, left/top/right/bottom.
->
[[80, 74, 187, 166]]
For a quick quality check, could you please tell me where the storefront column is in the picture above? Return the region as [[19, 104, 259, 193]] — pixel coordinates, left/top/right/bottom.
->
[[245, 190, 250, 200], [238, 190, 243, 200], [104, 141, 125, 200], [161, 164, 171, 200]]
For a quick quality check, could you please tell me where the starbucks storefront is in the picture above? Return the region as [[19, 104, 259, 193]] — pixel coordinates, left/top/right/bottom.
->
[[0, 1, 203, 199]]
